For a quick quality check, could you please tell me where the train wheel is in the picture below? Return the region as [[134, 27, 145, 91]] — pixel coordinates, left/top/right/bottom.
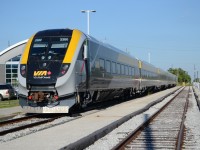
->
[[75, 92, 85, 110]]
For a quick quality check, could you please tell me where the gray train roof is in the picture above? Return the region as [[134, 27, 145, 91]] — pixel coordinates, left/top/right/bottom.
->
[[86, 34, 139, 61]]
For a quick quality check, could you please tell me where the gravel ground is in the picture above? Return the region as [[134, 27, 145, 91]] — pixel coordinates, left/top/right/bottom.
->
[[0, 117, 48, 132], [86, 87, 200, 150], [0, 108, 104, 143], [86, 88, 182, 150], [183, 87, 200, 149], [0, 116, 75, 143], [0, 106, 22, 116]]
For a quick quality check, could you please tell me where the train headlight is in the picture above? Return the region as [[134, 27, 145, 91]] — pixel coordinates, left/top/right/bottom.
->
[[20, 64, 26, 77], [58, 63, 70, 77]]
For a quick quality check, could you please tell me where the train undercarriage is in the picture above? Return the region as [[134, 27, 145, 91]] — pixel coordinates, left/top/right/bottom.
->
[[19, 83, 175, 114]]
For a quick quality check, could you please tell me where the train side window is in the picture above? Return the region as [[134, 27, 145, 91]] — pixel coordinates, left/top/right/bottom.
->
[[146, 71, 148, 78], [117, 63, 120, 74], [125, 66, 128, 75], [112, 62, 116, 74], [146, 71, 147, 78], [132, 67, 135, 76], [135, 68, 138, 77], [99, 58, 105, 71], [129, 66, 131, 76], [142, 69, 145, 78], [106, 60, 111, 73], [95, 60, 99, 68], [121, 65, 125, 75], [152, 72, 154, 79]]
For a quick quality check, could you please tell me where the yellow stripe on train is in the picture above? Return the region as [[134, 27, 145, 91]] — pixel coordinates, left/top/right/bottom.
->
[[20, 35, 35, 64], [63, 29, 82, 63]]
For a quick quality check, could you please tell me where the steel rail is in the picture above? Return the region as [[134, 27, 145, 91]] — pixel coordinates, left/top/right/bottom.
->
[[0, 114, 39, 126], [0, 115, 65, 136], [176, 87, 190, 150], [112, 87, 185, 150]]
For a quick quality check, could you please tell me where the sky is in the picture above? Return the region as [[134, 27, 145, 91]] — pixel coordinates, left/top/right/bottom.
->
[[0, 0, 200, 80]]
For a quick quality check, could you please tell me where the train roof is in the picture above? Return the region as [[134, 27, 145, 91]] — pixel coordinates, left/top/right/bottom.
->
[[141, 60, 157, 68], [85, 31, 176, 77], [35, 29, 73, 37], [85, 33, 139, 61]]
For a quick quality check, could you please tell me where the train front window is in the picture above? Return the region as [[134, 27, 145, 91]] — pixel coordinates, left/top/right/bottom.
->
[[31, 43, 47, 56], [29, 36, 71, 61], [49, 38, 69, 56]]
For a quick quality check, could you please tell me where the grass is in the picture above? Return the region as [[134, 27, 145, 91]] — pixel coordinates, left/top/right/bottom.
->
[[0, 99, 19, 109]]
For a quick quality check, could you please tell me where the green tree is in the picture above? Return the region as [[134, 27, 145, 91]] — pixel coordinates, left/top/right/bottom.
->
[[168, 68, 191, 84]]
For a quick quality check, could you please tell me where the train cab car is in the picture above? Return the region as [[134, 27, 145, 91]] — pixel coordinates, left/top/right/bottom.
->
[[18, 29, 87, 113]]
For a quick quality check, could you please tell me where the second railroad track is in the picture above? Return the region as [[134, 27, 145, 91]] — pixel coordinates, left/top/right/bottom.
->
[[113, 86, 189, 150]]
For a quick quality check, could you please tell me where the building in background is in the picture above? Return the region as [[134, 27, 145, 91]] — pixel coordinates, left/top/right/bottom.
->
[[0, 40, 28, 87]]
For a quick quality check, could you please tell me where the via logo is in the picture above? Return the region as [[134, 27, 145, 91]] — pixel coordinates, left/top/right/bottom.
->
[[34, 71, 47, 76]]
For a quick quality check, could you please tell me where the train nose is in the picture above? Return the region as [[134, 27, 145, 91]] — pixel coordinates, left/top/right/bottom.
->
[[27, 61, 62, 85]]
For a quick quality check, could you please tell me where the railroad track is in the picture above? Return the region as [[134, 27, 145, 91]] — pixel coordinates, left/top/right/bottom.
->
[[192, 87, 200, 111], [0, 98, 127, 139], [1, 87, 181, 145], [113, 87, 189, 149], [0, 98, 126, 139], [0, 97, 126, 137], [0, 114, 66, 136]]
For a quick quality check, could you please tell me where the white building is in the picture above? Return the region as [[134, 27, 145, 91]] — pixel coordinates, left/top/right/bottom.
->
[[0, 40, 28, 87]]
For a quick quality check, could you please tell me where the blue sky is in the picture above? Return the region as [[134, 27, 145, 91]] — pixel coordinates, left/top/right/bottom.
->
[[0, 0, 200, 80]]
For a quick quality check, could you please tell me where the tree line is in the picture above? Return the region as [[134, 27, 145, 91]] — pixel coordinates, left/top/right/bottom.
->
[[168, 68, 191, 84]]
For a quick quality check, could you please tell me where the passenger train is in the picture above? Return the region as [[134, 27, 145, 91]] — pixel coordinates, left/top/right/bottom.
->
[[18, 28, 177, 113]]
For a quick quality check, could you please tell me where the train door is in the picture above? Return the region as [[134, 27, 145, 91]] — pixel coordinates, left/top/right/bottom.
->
[[76, 40, 92, 108], [76, 40, 90, 91], [83, 40, 90, 89]]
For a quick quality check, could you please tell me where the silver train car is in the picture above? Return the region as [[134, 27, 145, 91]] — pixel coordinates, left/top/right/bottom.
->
[[18, 28, 177, 113]]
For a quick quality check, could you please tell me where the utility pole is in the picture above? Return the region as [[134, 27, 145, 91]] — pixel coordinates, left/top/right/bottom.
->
[[81, 10, 96, 35]]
